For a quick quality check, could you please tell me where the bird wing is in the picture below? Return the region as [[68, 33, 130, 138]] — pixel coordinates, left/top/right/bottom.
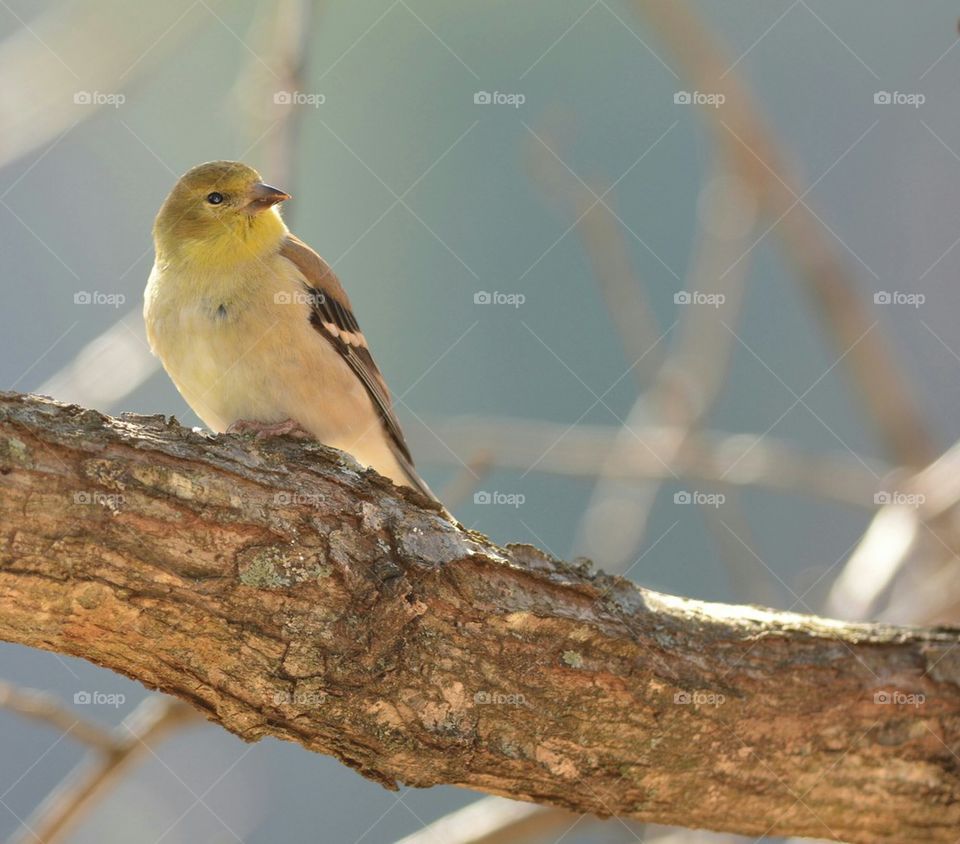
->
[[278, 234, 430, 494]]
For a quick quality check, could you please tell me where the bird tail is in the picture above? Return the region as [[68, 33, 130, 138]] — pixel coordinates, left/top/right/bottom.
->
[[389, 442, 452, 518]]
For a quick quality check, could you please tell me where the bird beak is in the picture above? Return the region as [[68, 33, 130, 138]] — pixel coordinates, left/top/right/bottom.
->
[[245, 182, 291, 213]]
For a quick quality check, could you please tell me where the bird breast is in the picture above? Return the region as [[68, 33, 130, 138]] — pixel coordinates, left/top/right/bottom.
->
[[144, 252, 373, 440]]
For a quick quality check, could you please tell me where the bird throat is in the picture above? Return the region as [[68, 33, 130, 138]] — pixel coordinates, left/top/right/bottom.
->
[[177, 208, 287, 272]]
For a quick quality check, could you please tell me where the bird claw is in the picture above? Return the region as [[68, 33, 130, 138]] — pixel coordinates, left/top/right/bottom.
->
[[226, 418, 313, 440]]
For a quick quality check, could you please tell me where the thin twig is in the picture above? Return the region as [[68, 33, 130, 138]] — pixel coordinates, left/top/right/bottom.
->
[[633, 0, 937, 469], [235, 0, 315, 220], [571, 160, 759, 569], [6, 692, 200, 844], [0, 682, 116, 753]]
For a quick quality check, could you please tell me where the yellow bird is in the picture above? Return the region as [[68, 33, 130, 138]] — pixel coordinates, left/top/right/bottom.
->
[[144, 160, 438, 502]]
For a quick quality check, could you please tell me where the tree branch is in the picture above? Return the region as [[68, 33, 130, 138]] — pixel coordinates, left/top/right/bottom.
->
[[1, 392, 958, 843]]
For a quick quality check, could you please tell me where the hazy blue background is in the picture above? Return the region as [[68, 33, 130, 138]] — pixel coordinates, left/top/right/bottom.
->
[[1, 1, 959, 841]]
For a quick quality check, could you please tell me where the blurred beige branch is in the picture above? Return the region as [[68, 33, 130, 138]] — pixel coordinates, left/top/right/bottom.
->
[[234, 0, 316, 203], [635, 0, 937, 470], [0, 0, 208, 170], [0, 683, 199, 844], [413, 416, 884, 507], [571, 161, 759, 570], [392, 797, 593, 844], [829, 439, 960, 625]]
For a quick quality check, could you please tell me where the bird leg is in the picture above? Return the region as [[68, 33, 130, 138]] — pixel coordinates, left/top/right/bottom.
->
[[226, 418, 313, 440]]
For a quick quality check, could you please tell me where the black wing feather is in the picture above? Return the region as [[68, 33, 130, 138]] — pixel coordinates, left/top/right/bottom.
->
[[304, 285, 414, 466]]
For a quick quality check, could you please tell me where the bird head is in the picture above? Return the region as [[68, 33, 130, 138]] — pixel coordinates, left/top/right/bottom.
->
[[153, 161, 291, 268]]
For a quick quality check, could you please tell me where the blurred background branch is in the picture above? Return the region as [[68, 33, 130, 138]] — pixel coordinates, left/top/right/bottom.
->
[[0, 684, 199, 844]]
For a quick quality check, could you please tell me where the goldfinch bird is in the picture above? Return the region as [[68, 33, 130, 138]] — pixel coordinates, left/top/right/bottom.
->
[[144, 160, 438, 502]]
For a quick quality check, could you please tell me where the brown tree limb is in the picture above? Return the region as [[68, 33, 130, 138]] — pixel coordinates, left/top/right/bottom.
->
[[1, 392, 958, 843]]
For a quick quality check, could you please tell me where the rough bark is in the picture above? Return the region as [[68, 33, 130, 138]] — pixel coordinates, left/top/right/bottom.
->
[[0, 391, 958, 843]]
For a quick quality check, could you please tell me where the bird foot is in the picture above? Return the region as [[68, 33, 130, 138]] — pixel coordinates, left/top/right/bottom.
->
[[227, 418, 313, 440]]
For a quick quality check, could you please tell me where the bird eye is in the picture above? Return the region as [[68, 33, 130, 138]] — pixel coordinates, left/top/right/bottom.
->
[[206, 192, 224, 205]]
